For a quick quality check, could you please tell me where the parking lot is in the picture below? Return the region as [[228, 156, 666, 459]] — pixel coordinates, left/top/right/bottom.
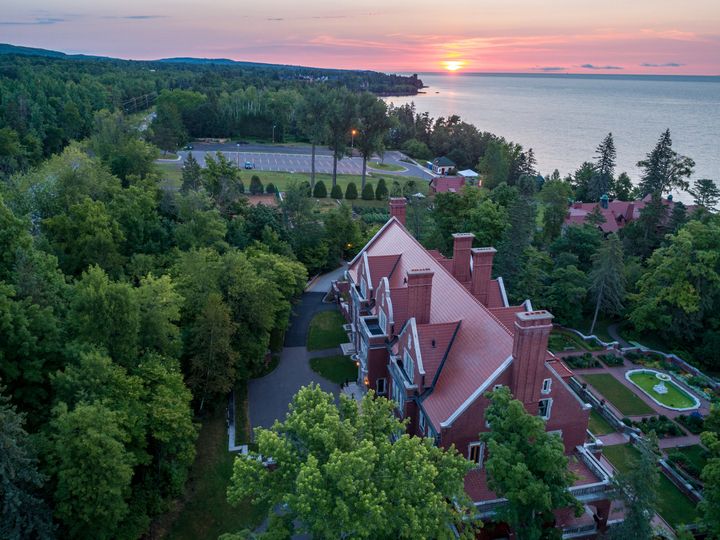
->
[[182, 150, 366, 175]]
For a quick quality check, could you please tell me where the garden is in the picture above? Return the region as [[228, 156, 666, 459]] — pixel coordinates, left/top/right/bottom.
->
[[621, 415, 683, 438], [548, 329, 602, 353], [626, 369, 700, 411]]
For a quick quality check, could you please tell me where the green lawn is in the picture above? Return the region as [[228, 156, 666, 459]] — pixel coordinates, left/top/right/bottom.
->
[[164, 401, 266, 540], [369, 160, 405, 171], [310, 354, 358, 384], [576, 315, 615, 343], [627, 371, 698, 409], [603, 444, 699, 528], [582, 374, 655, 416], [307, 311, 348, 351], [154, 160, 427, 196], [588, 409, 616, 436]]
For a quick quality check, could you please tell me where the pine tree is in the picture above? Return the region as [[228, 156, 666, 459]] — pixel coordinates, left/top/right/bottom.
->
[[375, 178, 388, 200], [181, 152, 202, 192], [495, 176, 536, 283], [637, 129, 695, 196], [589, 133, 616, 201], [265, 182, 276, 195], [361, 182, 375, 200], [330, 184, 343, 199], [249, 175, 264, 195], [312, 180, 327, 198], [0, 388, 54, 540], [588, 234, 626, 335], [688, 178, 720, 209], [345, 182, 358, 200]]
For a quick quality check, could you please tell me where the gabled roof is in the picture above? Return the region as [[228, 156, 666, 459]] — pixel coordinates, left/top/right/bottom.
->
[[457, 169, 478, 177], [348, 218, 516, 428], [432, 156, 456, 167]]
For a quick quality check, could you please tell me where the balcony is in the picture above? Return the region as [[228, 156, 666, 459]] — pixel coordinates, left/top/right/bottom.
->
[[361, 316, 385, 337]]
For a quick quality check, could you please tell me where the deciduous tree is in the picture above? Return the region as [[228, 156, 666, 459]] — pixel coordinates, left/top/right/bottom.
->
[[482, 387, 580, 540]]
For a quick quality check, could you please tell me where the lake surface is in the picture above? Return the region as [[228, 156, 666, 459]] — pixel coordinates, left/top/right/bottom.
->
[[385, 73, 720, 202]]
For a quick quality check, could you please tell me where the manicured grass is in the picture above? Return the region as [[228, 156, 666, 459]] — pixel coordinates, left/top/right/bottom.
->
[[577, 315, 615, 343], [369, 160, 405, 171], [627, 371, 698, 409], [582, 373, 655, 416], [588, 409, 616, 436], [307, 311, 348, 351], [153, 162, 427, 197], [164, 403, 266, 540], [310, 354, 358, 384], [603, 444, 699, 528]]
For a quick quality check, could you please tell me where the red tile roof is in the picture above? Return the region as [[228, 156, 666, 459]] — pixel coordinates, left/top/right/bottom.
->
[[367, 254, 401, 290], [349, 218, 516, 427], [416, 322, 461, 386], [430, 176, 466, 193]]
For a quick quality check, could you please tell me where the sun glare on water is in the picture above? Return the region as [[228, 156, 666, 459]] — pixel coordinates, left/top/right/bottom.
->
[[443, 60, 465, 72]]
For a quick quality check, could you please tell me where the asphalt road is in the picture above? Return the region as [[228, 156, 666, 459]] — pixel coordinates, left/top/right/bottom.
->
[[179, 143, 433, 179]]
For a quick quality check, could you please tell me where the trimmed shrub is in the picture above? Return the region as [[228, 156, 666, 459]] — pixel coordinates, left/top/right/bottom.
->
[[238, 179, 245, 193], [375, 178, 388, 200], [562, 353, 600, 369], [361, 182, 375, 201], [249, 175, 264, 194], [330, 184, 343, 199], [265, 182, 276, 194], [390, 180, 402, 196], [345, 182, 358, 200], [676, 413, 704, 434], [599, 354, 624, 367], [298, 181, 312, 197], [313, 180, 328, 198]]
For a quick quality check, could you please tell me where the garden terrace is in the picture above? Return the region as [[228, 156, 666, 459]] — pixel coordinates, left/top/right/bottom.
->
[[625, 369, 700, 411]]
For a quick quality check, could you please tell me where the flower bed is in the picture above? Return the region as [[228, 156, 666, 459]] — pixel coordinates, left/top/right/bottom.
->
[[675, 413, 705, 434], [562, 353, 600, 369], [622, 415, 683, 438], [598, 353, 624, 367]]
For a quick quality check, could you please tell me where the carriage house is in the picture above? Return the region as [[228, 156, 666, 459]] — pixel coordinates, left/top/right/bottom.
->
[[333, 197, 617, 538]]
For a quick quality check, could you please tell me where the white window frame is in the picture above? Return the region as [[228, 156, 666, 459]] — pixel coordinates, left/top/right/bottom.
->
[[493, 384, 503, 391], [376, 377, 387, 395], [418, 411, 426, 433], [468, 442, 485, 468], [541, 378, 552, 395], [378, 309, 387, 334], [403, 349, 414, 382], [360, 278, 367, 299], [538, 398, 553, 420], [392, 379, 405, 415]]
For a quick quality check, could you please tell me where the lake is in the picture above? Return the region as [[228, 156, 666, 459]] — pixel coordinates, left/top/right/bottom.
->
[[385, 73, 720, 202]]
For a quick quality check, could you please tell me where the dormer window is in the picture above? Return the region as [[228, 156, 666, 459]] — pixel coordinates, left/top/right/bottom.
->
[[538, 398, 553, 420], [541, 378, 552, 395], [360, 278, 367, 299], [379, 309, 387, 334]]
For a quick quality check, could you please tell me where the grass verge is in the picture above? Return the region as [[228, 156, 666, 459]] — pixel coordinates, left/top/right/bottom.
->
[[588, 409, 616, 436], [582, 373, 655, 416], [369, 160, 405, 171], [310, 355, 358, 385], [307, 311, 348, 351], [603, 444, 698, 527]]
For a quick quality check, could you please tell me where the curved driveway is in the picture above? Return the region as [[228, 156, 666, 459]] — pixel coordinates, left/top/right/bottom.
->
[[247, 293, 343, 431]]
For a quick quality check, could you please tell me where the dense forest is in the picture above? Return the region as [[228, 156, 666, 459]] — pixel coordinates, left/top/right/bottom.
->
[[1, 49, 720, 540]]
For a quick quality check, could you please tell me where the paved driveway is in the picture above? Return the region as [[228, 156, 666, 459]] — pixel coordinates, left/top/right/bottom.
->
[[248, 292, 343, 430]]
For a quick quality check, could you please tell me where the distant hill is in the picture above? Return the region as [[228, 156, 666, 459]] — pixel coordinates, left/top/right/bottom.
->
[[0, 43, 105, 60]]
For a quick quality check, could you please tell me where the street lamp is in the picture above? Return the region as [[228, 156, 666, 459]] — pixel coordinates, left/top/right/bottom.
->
[[236, 143, 240, 168], [272, 124, 277, 143], [351, 128, 357, 149]]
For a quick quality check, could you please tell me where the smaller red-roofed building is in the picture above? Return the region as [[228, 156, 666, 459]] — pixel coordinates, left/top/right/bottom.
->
[[429, 175, 467, 194], [564, 194, 692, 234]]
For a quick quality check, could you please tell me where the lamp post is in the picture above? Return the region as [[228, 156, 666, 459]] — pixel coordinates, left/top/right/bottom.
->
[[236, 143, 240, 168], [351, 128, 357, 149], [272, 124, 277, 143]]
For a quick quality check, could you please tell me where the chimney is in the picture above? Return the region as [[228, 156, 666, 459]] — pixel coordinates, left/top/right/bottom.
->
[[511, 311, 554, 412], [406, 269, 433, 325], [452, 233, 474, 284], [389, 197, 407, 226], [471, 247, 496, 305], [573, 201, 583, 209], [600, 194, 609, 209]]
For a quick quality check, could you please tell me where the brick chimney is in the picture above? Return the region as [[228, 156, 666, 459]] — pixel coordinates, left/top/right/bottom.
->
[[511, 311, 554, 412], [406, 269, 433, 325], [452, 233, 474, 284], [471, 247, 496, 305], [389, 197, 407, 226]]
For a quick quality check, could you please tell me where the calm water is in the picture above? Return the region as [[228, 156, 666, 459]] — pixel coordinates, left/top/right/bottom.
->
[[386, 73, 720, 202]]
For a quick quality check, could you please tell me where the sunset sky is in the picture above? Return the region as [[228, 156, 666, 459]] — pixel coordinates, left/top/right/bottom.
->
[[3, 0, 719, 74]]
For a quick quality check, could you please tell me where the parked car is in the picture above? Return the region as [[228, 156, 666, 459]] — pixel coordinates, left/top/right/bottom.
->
[[244, 161, 255, 169], [183, 144, 193, 150]]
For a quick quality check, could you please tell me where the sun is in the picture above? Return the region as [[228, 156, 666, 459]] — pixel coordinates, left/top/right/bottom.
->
[[443, 60, 465, 72]]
